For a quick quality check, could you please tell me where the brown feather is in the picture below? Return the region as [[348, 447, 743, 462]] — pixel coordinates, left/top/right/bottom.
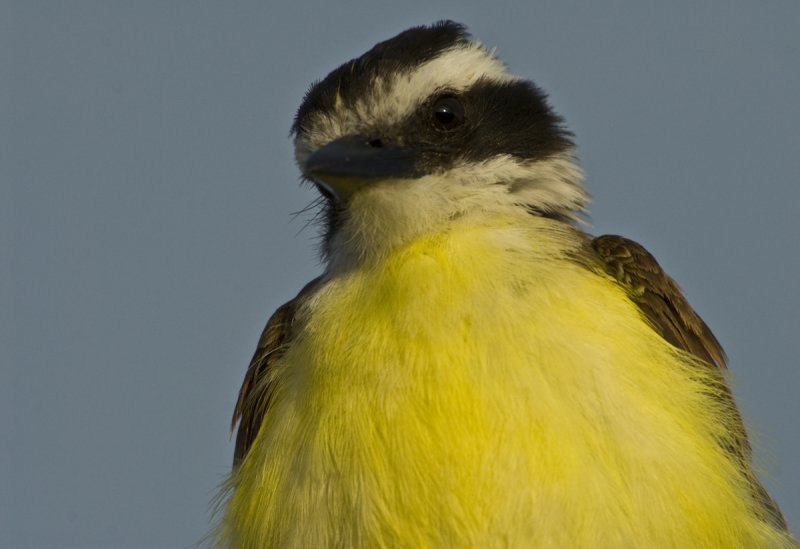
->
[[591, 235, 726, 369], [231, 277, 323, 467], [590, 234, 787, 530]]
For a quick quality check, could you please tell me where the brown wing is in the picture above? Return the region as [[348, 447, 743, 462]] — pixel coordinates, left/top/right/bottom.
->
[[231, 277, 323, 468], [591, 234, 726, 369], [590, 234, 787, 530]]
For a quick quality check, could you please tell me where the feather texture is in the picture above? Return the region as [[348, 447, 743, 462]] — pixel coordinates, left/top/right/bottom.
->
[[215, 214, 794, 548]]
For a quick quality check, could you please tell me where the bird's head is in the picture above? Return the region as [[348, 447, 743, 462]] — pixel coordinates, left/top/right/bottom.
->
[[292, 21, 587, 265]]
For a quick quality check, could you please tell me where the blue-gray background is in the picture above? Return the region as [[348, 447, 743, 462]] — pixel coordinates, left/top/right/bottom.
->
[[3, 2, 798, 547]]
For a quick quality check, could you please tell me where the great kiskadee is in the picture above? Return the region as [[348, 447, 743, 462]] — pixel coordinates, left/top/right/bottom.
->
[[213, 21, 793, 548]]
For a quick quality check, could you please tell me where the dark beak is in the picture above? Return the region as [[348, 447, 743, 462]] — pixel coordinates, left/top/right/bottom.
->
[[304, 136, 423, 200]]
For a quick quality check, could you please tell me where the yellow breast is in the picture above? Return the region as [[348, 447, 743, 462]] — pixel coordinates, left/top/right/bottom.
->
[[219, 215, 792, 548]]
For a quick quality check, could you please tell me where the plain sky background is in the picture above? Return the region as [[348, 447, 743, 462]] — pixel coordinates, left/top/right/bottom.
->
[[3, 2, 799, 547]]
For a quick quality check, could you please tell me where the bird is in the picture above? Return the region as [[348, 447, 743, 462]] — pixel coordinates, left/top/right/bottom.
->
[[212, 21, 794, 548]]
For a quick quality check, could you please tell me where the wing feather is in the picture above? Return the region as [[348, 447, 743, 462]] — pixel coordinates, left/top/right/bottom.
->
[[590, 234, 787, 530], [591, 235, 726, 369], [231, 277, 323, 467]]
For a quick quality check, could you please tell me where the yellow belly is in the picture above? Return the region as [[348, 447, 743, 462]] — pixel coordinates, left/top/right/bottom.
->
[[219, 216, 791, 548]]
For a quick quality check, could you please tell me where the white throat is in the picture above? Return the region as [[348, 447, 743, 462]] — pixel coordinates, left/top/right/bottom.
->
[[325, 153, 587, 271]]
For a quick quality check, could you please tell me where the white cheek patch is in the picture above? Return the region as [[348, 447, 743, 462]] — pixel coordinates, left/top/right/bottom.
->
[[510, 157, 589, 218], [296, 43, 518, 156], [444, 154, 589, 219]]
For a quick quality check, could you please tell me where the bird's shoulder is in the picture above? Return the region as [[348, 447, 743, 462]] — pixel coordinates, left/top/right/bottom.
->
[[231, 276, 324, 467], [587, 233, 789, 530], [588, 233, 726, 370]]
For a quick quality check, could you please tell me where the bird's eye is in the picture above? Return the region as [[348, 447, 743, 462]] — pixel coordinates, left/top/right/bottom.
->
[[432, 95, 465, 131]]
